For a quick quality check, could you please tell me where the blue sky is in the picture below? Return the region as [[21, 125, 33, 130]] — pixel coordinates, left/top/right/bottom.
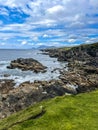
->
[[0, 0, 98, 48]]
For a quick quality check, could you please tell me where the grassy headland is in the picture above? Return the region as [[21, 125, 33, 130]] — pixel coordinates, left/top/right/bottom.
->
[[0, 90, 98, 130]]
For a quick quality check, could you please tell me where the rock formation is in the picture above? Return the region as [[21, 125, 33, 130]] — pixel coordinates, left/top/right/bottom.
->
[[42, 42, 98, 93], [0, 79, 76, 119], [7, 58, 47, 73]]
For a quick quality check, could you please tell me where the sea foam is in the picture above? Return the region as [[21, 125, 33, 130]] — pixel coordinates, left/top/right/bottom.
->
[[0, 50, 67, 87]]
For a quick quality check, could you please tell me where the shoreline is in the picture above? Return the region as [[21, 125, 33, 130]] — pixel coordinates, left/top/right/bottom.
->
[[0, 42, 98, 119], [42, 42, 98, 93], [0, 50, 66, 87], [0, 52, 69, 119]]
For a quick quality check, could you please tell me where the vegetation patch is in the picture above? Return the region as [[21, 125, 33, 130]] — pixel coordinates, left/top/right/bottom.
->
[[0, 90, 98, 130]]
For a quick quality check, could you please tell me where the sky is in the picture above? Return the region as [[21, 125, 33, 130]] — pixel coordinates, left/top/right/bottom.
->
[[0, 0, 98, 49]]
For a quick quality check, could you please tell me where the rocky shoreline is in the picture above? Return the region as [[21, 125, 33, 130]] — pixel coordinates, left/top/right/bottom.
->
[[0, 42, 98, 119], [43, 42, 98, 93], [0, 79, 77, 119], [0, 58, 69, 119]]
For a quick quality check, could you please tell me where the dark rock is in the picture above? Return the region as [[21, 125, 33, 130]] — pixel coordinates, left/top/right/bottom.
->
[[3, 74, 10, 77], [84, 66, 98, 74], [7, 58, 47, 73]]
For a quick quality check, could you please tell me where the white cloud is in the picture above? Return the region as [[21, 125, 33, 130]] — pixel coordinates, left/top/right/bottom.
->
[[68, 39, 76, 43], [47, 5, 64, 14], [0, 0, 98, 48], [85, 38, 98, 44], [0, 0, 29, 8], [0, 7, 9, 16], [33, 36, 38, 41], [21, 41, 27, 45], [0, 42, 6, 45], [43, 34, 49, 38], [33, 41, 65, 47]]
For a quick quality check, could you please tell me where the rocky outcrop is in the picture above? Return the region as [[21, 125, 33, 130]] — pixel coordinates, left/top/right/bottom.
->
[[59, 43, 98, 62], [41, 48, 60, 58], [42, 42, 98, 93], [60, 69, 98, 93], [7, 58, 47, 73], [0, 79, 15, 94], [43, 43, 98, 62], [0, 79, 77, 119]]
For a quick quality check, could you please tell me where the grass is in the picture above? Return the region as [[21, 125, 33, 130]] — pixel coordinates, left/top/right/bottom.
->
[[60, 42, 98, 51], [0, 90, 98, 130]]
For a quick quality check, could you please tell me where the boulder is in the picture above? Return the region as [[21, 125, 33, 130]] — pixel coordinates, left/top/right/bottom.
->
[[7, 58, 47, 73]]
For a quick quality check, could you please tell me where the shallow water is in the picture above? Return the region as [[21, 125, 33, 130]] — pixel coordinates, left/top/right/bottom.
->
[[0, 49, 67, 87]]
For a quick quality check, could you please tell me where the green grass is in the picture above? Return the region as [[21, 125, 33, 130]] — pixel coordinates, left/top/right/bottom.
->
[[0, 90, 98, 130], [60, 42, 98, 51]]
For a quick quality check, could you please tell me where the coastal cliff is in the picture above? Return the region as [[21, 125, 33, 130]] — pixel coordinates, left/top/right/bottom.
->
[[43, 42, 98, 93]]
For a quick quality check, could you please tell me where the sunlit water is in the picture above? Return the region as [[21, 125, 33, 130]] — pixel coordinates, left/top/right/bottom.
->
[[0, 49, 67, 87]]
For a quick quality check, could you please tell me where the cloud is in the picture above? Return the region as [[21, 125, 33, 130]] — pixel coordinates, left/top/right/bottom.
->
[[43, 34, 49, 38], [89, 0, 98, 7], [47, 5, 64, 14], [0, 0, 29, 8], [0, 7, 9, 16], [21, 41, 27, 45], [85, 37, 98, 44], [0, 42, 6, 45], [0, 0, 98, 48], [68, 39, 76, 43]]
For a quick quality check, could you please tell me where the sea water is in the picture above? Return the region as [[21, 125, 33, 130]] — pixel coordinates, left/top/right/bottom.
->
[[0, 49, 67, 87]]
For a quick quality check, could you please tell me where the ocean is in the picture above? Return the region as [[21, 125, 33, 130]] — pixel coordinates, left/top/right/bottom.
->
[[0, 49, 67, 87]]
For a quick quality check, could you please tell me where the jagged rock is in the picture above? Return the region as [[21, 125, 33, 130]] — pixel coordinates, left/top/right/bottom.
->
[[43, 43, 98, 93], [84, 66, 98, 74], [0, 80, 15, 94], [43, 43, 98, 64], [0, 79, 77, 119], [7, 58, 47, 73]]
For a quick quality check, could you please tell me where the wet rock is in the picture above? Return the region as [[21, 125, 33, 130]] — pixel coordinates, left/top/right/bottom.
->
[[3, 74, 10, 77], [0, 79, 15, 94], [84, 66, 98, 74], [7, 58, 47, 73]]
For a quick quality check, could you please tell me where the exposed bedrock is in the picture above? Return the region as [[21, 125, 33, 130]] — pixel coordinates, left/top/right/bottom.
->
[[7, 58, 47, 73]]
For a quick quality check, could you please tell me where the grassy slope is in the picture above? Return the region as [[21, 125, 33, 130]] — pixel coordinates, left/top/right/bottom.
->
[[0, 90, 98, 130], [60, 42, 98, 50]]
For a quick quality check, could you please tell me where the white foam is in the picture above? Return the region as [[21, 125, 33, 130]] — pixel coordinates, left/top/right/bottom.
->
[[0, 60, 10, 64], [66, 83, 78, 89], [0, 50, 68, 87], [0, 68, 61, 87], [0, 61, 10, 71]]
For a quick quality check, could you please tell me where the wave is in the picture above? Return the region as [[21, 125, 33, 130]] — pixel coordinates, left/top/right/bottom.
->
[[0, 50, 68, 87], [0, 69, 61, 87], [0, 60, 10, 64]]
